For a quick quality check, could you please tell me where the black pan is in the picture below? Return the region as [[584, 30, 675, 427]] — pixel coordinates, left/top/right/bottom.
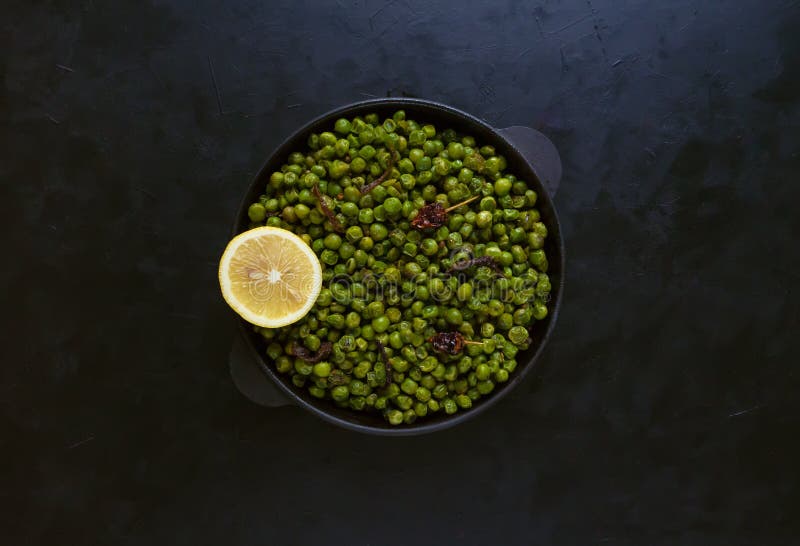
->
[[228, 98, 564, 436]]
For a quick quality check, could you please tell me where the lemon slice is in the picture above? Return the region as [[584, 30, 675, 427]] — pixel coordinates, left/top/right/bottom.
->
[[218, 226, 322, 328]]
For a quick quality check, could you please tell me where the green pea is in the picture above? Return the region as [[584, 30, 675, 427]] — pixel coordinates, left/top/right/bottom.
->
[[359, 145, 376, 160], [417, 170, 434, 184], [382, 118, 396, 133], [420, 238, 439, 256], [409, 401, 427, 418], [453, 282, 472, 302], [487, 300, 504, 317], [498, 313, 514, 330], [415, 155, 432, 171], [329, 385, 349, 401], [529, 249, 546, 267], [511, 245, 527, 263], [521, 189, 537, 207], [478, 197, 497, 212], [457, 168, 474, 184], [386, 409, 403, 425], [511, 307, 530, 326], [345, 225, 363, 243], [345, 156, 364, 174], [304, 333, 322, 351], [291, 204, 308, 220], [294, 358, 313, 375], [340, 202, 358, 218], [475, 210, 493, 228], [371, 203, 387, 221], [248, 203, 267, 222], [508, 325, 528, 345], [408, 130, 427, 146], [319, 249, 337, 266], [525, 231, 543, 249], [334, 241, 353, 259], [447, 141, 465, 160], [410, 123, 430, 139], [263, 197, 280, 212], [453, 392, 472, 409], [334, 118, 351, 134], [339, 310, 359, 329], [358, 127, 376, 145], [427, 362, 445, 382], [400, 378, 418, 395], [330, 160, 350, 179], [433, 157, 451, 176], [323, 233, 342, 250], [396, 157, 414, 174], [371, 316, 390, 333], [404, 262, 422, 278], [346, 378, 367, 396], [484, 157, 501, 175], [383, 197, 402, 215], [400, 173, 417, 191], [386, 307, 402, 323], [311, 361, 331, 378], [476, 380, 494, 395], [445, 308, 463, 326], [362, 224, 384, 243], [316, 132, 336, 147], [536, 273, 552, 296], [269, 171, 285, 189], [475, 363, 492, 381], [422, 139, 437, 156], [355, 208, 372, 224], [494, 177, 512, 196], [326, 313, 345, 329], [335, 138, 350, 157]]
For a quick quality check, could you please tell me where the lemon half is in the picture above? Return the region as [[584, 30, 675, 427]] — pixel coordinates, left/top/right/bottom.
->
[[218, 227, 322, 328]]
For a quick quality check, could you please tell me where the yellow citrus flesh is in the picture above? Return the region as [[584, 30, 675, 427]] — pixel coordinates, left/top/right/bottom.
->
[[218, 227, 322, 328]]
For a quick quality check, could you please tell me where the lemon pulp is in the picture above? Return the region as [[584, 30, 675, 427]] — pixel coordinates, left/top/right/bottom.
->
[[218, 227, 322, 328]]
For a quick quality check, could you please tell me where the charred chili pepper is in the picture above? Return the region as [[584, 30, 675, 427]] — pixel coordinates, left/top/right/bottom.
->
[[361, 148, 398, 194], [447, 255, 505, 275], [410, 195, 480, 230], [312, 183, 344, 233], [427, 332, 483, 355], [290, 341, 333, 363]]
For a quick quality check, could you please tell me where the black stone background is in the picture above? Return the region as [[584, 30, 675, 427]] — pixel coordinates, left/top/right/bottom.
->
[[2, 0, 799, 544]]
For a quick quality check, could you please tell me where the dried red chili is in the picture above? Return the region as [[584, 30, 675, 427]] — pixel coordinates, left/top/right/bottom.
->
[[290, 341, 333, 363], [361, 148, 398, 194], [410, 195, 481, 231], [427, 332, 483, 355], [312, 184, 344, 233], [448, 255, 505, 275]]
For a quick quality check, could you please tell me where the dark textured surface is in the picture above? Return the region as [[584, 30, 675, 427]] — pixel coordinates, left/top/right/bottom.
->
[[2, 0, 799, 544]]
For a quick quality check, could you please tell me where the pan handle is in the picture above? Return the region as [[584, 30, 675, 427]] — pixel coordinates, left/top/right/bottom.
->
[[229, 334, 294, 407], [496, 126, 562, 198]]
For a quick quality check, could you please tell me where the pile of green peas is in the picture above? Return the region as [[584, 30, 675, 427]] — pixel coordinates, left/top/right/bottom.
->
[[246, 110, 552, 425]]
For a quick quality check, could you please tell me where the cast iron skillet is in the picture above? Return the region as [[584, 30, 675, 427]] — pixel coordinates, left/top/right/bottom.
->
[[230, 98, 564, 436]]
